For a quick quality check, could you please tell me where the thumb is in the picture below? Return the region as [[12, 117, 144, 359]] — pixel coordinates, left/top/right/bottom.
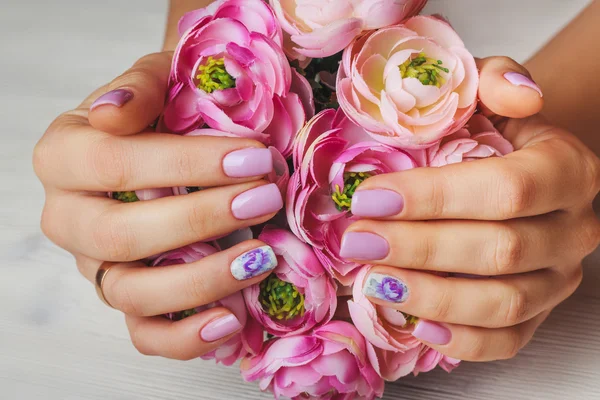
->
[[85, 52, 173, 136], [477, 56, 544, 119]]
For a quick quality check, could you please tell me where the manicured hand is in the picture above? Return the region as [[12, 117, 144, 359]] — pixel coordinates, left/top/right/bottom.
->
[[341, 56, 600, 362], [33, 52, 282, 360]]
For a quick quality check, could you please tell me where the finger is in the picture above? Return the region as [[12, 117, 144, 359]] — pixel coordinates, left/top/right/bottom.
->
[[352, 132, 595, 221], [43, 181, 282, 261], [411, 311, 550, 362], [476, 56, 543, 119], [85, 52, 173, 136], [360, 265, 580, 328], [341, 212, 588, 275], [37, 124, 273, 191], [125, 308, 243, 361], [77, 241, 277, 317]]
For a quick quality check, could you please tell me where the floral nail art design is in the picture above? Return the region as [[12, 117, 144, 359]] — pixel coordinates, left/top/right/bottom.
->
[[362, 273, 409, 303], [231, 246, 278, 281]]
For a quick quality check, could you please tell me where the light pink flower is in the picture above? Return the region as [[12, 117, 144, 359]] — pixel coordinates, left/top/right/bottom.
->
[[241, 320, 384, 399], [413, 346, 461, 375], [270, 0, 427, 64], [243, 226, 337, 336], [150, 243, 263, 365], [287, 108, 420, 285], [337, 15, 479, 149], [163, 0, 314, 157], [427, 114, 514, 166]]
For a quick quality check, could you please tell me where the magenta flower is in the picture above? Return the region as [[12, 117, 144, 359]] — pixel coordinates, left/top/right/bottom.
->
[[150, 243, 263, 365], [427, 114, 514, 166], [270, 0, 427, 64], [287, 108, 420, 285], [241, 321, 384, 399], [337, 15, 479, 149], [162, 0, 314, 157], [243, 226, 337, 336]]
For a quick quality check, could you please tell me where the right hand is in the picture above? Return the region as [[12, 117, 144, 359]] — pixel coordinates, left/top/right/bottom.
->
[[33, 52, 283, 360]]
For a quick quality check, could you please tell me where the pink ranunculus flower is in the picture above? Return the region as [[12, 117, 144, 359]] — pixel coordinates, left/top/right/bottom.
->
[[163, 0, 313, 157], [287, 108, 420, 285], [427, 114, 514, 166], [269, 0, 427, 64], [349, 266, 460, 380], [337, 15, 479, 149], [241, 320, 384, 399], [150, 243, 263, 365], [243, 226, 337, 336]]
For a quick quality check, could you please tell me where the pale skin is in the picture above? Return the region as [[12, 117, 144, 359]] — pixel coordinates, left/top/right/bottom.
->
[[33, 0, 600, 362]]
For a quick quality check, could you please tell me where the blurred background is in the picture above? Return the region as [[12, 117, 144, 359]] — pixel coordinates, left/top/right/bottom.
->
[[0, 0, 598, 399]]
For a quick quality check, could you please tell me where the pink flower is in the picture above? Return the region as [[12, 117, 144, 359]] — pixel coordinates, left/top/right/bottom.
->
[[163, 0, 313, 157], [337, 15, 479, 149], [241, 321, 384, 399], [427, 114, 514, 166], [150, 243, 263, 365], [270, 0, 427, 64], [243, 226, 337, 336], [287, 108, 420, 285], [349, 266, 460, 380]]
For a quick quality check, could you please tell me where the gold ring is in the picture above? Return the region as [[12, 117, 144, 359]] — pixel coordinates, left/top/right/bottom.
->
[[95, 262, 116, 308]]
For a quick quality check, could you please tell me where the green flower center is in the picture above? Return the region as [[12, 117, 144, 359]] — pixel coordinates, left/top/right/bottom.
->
[[186, 186, 202, 194], [259, 274, 305, 321], [112, 191, 139, 203], [399, 52, 450, 87], [331, 172, 371, 211], [196, 56, 235, 93], [404, 313, 419, 326]]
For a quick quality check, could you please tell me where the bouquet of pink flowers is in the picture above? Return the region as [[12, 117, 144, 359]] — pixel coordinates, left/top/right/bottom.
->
[[110, 0, 514, 398]]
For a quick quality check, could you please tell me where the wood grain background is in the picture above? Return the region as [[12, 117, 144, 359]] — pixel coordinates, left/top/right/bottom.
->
[[1, 1, 597, 399]]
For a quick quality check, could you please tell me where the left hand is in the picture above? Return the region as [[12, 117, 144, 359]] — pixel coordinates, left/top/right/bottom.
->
[[340, 56, 600, 362]]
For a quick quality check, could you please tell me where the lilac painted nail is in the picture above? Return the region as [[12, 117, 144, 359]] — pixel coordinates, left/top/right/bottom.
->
[[412, 320, 452, 345], [200, 314, 243, 342], [351, 189, 404, 217], [504, 72, 543, 97], [362, 273, 409, 303], [90, 89, 134, 111], [223, 148, 273, 178], [230, 245, 278, 280], [340, 232, 389, 260], [231, 183, 283, 220]]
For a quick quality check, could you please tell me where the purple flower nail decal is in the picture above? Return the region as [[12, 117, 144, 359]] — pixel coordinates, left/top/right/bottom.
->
[[231, 246, 278, 281], [362, 273, 409, 303]]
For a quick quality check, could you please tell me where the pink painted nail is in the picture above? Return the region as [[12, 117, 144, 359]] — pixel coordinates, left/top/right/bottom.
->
[[340, 232, 389, 260], [200, 314, 243, 342], [503, 72, 543, 97], [351, 189, 404, 217], [412, 320, 452, 345], [90, 89, 134, 111], [231, 183, 283, 220], [223, 148, 273, 178]]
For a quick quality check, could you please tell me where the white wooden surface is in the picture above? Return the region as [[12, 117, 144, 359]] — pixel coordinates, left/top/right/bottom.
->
[[1, 1, 598, 399]]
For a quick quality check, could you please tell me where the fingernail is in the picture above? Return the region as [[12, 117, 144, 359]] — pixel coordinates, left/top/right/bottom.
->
[[223, 148, 273, 178], [503, 72, 543, 97], [90, 89, 134, 111], [412, 320, 452, 345], [351, 189, 404, 217], [340, 232, 389, 260], [363, 272, 409, 303], [230, 245, 278, 281], [231, 183, 283, 220], [200, 314, 243, 342]]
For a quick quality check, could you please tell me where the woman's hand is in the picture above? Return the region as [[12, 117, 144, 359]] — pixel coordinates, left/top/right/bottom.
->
[[341, 56, 600, 362], [33, 52, 282, 360]]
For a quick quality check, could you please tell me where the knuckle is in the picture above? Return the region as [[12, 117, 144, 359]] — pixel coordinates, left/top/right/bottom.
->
[[92, 210, 136, 260], [430, 284, 453, 321], [40, 205, 59, 243], [185, 268, 210, 305], [567, 266, 584, 295], [427, 175, 447, 218], [175, 146, 201, 183], [88, 137, 132, 190], [32, 139, 51, 180], [463, 334, 488, 361], [502, 285, 529, 326], [129, 327, 154, 356], [578, 217, 600, 257], [492, 225, 523, 275], [498, 168, 536, 218], [108, 274, 143, 316], [503, 328, 524, 360]]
